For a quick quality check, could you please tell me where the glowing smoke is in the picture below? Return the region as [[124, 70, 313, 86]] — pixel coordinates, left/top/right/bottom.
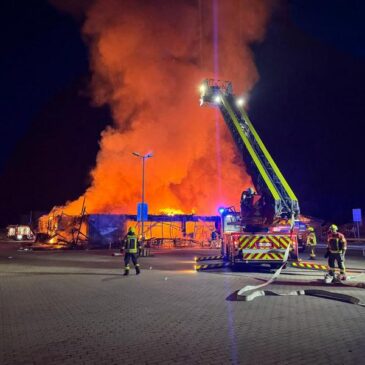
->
[[52, 0, 273, 215]]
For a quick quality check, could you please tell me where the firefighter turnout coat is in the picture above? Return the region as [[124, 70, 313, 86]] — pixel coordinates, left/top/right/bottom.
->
[[326, 231, 347, 276], [327, 232, 347, 254], [124, 233, 138, 253]]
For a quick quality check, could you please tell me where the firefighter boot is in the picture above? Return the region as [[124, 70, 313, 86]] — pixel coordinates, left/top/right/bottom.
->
[[136, 265, 140, 275], [324, 273, 334, 284], [309, 247, 316, 260], [333, 274, 342, 284], [123, 267, 130, 276]]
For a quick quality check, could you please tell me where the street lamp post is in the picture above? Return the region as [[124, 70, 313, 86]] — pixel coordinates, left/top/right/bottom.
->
[[132, 152, 153, 244]]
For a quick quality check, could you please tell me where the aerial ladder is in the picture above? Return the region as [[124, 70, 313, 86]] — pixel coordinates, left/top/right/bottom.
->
[[199, 79, 303, 268]]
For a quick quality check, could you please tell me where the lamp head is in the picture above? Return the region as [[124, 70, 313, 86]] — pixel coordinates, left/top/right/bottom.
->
[[218, 207, 225, 215]]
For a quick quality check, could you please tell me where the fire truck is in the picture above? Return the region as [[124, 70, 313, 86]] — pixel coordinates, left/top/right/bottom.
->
[[200, 79, 304, 269]]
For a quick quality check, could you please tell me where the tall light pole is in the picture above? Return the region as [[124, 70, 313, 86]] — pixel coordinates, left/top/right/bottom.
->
[[132, 152, 153, 244]]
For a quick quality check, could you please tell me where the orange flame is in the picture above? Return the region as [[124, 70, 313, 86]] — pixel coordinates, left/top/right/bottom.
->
[[51, 0, 273, 216], [158, 208, 188, 216]]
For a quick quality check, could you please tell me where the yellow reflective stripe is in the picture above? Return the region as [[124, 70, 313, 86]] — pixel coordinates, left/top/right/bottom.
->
[[249, 236, 261, 248], [221, 95, 280, 201], [269, 236, 282, 248], [240, 107, 298, 202], [278, 238, 289, 247], [279, 236, 290, 245], [242, 236, 260, 250], [240, 236, 251, 247], [196, 262, 231, 270], [292, 262, 328, 270]]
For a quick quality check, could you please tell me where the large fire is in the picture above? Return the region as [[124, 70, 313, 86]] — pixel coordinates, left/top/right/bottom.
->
[[51, 0, 273, 216], [159, 208, 190, 216]]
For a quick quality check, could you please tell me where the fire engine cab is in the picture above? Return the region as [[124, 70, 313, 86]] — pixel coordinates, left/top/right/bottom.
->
[[200, 79, 304, 268]]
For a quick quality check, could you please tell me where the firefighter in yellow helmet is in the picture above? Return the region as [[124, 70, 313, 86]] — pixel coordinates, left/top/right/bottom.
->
[[326, 224, 347, 281], [122, 227, 141, 276], [306, 227, 317, 259]]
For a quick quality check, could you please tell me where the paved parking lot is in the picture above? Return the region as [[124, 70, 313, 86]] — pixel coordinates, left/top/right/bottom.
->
[[1, 243, 365, 365]]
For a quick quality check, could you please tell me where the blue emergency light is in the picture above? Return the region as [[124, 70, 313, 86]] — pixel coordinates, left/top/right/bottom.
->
[[218, 207, 226, 215]]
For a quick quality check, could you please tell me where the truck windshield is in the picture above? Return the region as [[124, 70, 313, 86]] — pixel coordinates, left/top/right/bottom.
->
[[223, 214, 241, 233]]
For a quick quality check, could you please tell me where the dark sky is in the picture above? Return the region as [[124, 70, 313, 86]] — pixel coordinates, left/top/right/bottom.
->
[[0, 0, 364, 226]]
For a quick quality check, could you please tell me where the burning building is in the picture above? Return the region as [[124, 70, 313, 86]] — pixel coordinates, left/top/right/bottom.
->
[[40, 0, 274, 244], [39, 206, 220, 248]]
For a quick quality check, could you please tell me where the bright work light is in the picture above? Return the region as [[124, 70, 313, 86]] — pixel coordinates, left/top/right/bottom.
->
[[236, 97, 246, 107]]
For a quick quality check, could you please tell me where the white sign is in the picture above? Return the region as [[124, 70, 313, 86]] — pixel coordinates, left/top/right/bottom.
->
[[352, 208, 362, 222]]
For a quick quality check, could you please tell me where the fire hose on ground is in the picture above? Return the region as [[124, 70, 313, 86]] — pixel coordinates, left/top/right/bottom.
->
[[236, 244, 365, 307]]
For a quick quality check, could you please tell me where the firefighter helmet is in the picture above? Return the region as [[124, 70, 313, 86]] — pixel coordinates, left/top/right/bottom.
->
[[128, 226, 136, 234], [329, 224, 338, 232], [307, 227, 314, 232]]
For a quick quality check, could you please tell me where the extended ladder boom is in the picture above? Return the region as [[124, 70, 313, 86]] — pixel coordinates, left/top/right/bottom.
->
[[200, 79, 300, 221]]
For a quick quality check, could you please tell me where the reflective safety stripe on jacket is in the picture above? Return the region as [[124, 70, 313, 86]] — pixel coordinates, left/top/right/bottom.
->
[[327, 232, 346, 253], [306, 232, 317, 246], [125, 234, 138, 253]]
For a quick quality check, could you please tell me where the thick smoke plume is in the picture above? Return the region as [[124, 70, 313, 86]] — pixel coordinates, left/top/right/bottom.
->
[[54, 0, 273, 215]]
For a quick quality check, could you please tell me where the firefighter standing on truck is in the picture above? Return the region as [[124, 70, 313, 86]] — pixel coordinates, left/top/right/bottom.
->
[[326, 224, 347, 281], [122, 227, 141, 276], [306, 227, 317, 259], [240, 187, 256, 218]]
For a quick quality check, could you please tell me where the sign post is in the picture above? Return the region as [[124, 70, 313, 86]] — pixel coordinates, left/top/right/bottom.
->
[[352, 208, 362, 238], [137, 203, 148, 222], [137, 202, 148, 244], [132, 152, 153, 244]]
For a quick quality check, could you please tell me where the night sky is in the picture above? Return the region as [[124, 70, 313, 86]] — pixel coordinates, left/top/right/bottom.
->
[[0, 0, 364, 226]]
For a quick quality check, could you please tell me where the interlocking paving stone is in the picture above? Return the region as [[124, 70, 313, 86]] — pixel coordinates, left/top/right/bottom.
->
[[0, 247, 364, 364]]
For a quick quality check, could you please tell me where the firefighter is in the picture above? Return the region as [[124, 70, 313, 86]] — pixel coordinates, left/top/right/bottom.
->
[[210, 229, 220, 249], [306, 227, 317, 259], [240, 187, 256, 216], [325, 224, 347, 281], [122, 227, 141, 276]]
